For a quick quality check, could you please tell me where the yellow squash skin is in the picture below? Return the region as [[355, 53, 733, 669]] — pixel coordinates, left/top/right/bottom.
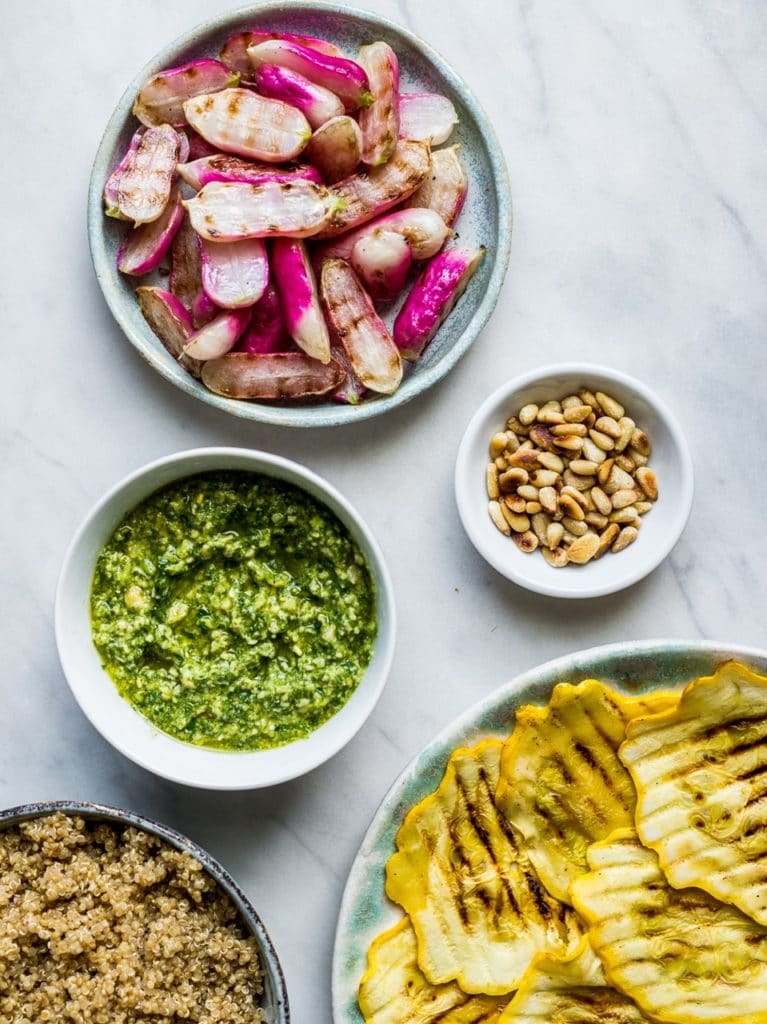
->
[[495, 680, 678, 904], [498, 938, 651, 1023], [570, 828, 767, 1024], [385, 740, 582, 995], [358, 917, 508, 1024], [619, 661, 767, 926]]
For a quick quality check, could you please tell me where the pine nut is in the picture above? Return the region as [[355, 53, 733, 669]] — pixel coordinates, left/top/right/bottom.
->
[[634, 500, 653, 515], [569, 459, 600, 476], [547, 522, 564, 549], [495, 456, 508, 470], [611, 488, 641, 510], [538, 409, 566, 425], [611, 526, 638, 552], [531, 512, 551, 546], [504, 494, 526, 513], [552, 423, 587, 437], [526, 501, 542, 514], [629, 447, 648, 467], [579, 389, 599, 409], [562, 395, 582, 411], [505, 432, 520, 454], [561, 485, 588, 509], [609, 507, 641, 526], [506, 416, 529, 435], [560, 494, 585, 521], [519, 403, 539, 426], [487, 464, 500, 498], [490, 433, 508, 458], [512, 531, 539, 553], [562, 517, 588, 537], [518, 484, 540, 501], [582, 438, 607, 464], [585, 511, 609, 529], [567, 531, 600, 564], [499, 467, 528, 490], [509, 449, 540, 470], [588, 428, 615, 451], [539, 486, 559, 514], [631, 428, 651, 456], [597, 459, 614, 487], [604, 466, 635, 494], [554, 435, 585, 452], [563, 469, 594, 491], [502, 507, 531, 532], [615, 453, 635, 473], [542, 546, 569, 567], [538, 452, 565, 473], [635, 467, 658, 500], [595, 524, 620, 559], [596, 391, 625, 419], [532, 469, 560, 488], [564, 404, 592, 423], [594, 416, 621, 438], [489, 501, 510, 534], [529, 424, 558, 452], [614, 416, 635, 453], [591, 486, 612, 515]]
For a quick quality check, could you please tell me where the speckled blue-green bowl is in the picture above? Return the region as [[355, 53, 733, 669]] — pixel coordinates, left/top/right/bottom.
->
[[331, 639, 767, 1022], [0, 801, 289, 1022], [88, 1, 512, 428]]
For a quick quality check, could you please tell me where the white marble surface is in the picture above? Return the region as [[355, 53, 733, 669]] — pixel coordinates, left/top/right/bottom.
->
[[2, 1, 766, 1018]]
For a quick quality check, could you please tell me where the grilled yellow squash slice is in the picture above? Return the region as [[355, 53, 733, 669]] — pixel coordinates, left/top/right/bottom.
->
[[385, 740, 582, 995], [570, 828, 767, 1024], [495, 680, 677, 903], [498, 938, 651, 1023], [619, 661, 767, 926], [358, 917, 508, 1024]]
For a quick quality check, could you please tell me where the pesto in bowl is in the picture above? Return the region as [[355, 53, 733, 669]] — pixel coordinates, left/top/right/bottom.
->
[[90, 471, 377, 752]]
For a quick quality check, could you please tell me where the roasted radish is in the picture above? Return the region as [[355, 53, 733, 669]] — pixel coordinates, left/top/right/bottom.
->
[[117, 187, 184, 275], [220, 30, 343, 77], [202, 352, 344, 399], [235, 279, 291, 354], [136, 286, 202, 377], [247, 39, 372, 111], [116, 125, 180, 225], [271, 239, 330, 363], [404, 145, 467, 228], [170, 217, 216, 326], [315, 207, 449, 263], [200, 237, 269, 308], [184, 179, 340, 241], [178, 154, 321, 190], [321, 259, 402, 394], [183, 308, 251, 360], [304, 116, 362, 184], [133, 60, 239, 127], [393, 246, 485, 360], [399, 92, 458, 145], [358, 42, 399, 166], [255, 64, 344, 129], [351, 231, 412, 303], [104, 128, 143, 218], [183, 88, 311, 162], [315, 140, 430, 238]]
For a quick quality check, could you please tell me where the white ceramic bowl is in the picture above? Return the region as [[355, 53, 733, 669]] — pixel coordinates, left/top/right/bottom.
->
[[455, 364, 694, 598], [56, 448, 396, 788]]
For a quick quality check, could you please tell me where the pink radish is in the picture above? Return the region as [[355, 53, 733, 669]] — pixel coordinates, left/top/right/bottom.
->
[[183, 89, 311, 162], [271, 238, 330, 363], [405, 145, 467, 228], [399, 93, 458, 145], [185, 130, 220, 160], [133, 60, 240, 128], [254, 64, 344, 129], [117, 186, 184, 275], [351, 230, 412, 303], [202, 352, 344, 399], [170, 216, 212, 325], [220, 30, 343, 77], [320, 259, 402, 394], [136, 286, 202, 378], [104, 128, 143, 218], [183, 308, 251, 360], [331, 341, 367, 405], [115, 125, 180, 225], [315, 140, 430, 238], [304, 116, 362, 184], [393, 246, 485, 360], [200, 237, 269, 308], [315, 207, 450, 263], [235, 279, 291, 354], [247, 40, 372, 111], [184, 179, 340, 241], [358, 42, 399, 166], [178, 154, 322, 190]]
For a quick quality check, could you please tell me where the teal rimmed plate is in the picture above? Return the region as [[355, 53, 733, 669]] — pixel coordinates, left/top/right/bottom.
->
[[88, 2, 512, 427], [331, 639, 767, 1021]]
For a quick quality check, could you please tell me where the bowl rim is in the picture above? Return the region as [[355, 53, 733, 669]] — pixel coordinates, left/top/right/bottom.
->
[[0, 799, 289, 1022], [54, 447, 397, 788], [87, 0, 513, 428], [454, 362, 695, 598]]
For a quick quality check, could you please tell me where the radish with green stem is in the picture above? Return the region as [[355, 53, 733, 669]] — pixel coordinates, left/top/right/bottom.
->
[[183, 89, 311, 162], [247, 39, 372, 111], [358, 42, 399, 166], [220, 30, 342, 77], [202, 352, 345, 399], [254, 64, 344, 129]]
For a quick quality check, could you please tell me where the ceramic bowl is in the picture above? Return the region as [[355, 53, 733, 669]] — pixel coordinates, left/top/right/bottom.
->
[[55, 448, 396, 788], [455, 364, 694, 598], [88, 2, 512, 427], [0, 800, 289, 1022]]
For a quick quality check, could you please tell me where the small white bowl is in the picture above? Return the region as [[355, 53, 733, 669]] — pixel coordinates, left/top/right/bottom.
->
[[56, 448, 396, 789], [455, 364, 694, 598]]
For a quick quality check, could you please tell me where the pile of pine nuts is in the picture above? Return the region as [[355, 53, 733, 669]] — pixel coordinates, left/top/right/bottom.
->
[[486, 389, 658, 566]]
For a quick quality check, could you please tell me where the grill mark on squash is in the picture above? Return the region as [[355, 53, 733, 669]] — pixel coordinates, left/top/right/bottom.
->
[[455, 774, 521, 918]]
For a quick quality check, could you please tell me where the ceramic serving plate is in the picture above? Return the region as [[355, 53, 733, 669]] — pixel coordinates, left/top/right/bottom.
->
[[88, 2, 512, 427], [331, 639, 767, 1022]]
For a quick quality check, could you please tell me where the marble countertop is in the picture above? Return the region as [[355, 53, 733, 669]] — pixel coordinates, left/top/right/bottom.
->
[[2, 0, 766, 1018]]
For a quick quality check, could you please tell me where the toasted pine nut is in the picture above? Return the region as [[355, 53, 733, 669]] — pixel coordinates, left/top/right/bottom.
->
[[585, 511, 609, 529], [596, 391, 625, 419], [609, 507, 641, 526], [526, 501, 543, 514], [613, 416, 635, 453], [532, 469, 560, 488], [579, 389, 599, 409], [495, 456, 508, 470], [538, 451, 565, 473], [615, 454, 635, 473], [597, 459, 614, 487], [561, 485, 588, 508], [563, 469, 594, 491], [588, 428, 615, 451], [538, 486, 559, 514], [582, 438, 607, 464], [634, 500, 653, 515], [489, 501, 510, 534], [519, 403, 539, 426], [562, 395, 582, 411], [490, 433, 508, 458], [569, 459, 600, 476], [487, 464, 500, 498], [528, 424, 558, 452], [542, 546, 569, 567], [629, 447, 648, 467], [512, 530, 539, 553], [552, 423, 587, 437], [594, 416, 621, 438], [531, 512, 551, 546], [502, 506, 531, 532], [635, 467, 658, 500], [547, 522, 564, 549], [508, 449, 540, 470], [612, 525, 638, 552], [538, 409, 566, 425], [562, 530, 578, 544], [553, 435, 584, 452], [562, 516, 588, 537], [518, 484, 540, 501], [560, 494, 585, 521], [563, 404, 592, 423], [505, 432, 520, 454], [506, 416, 529, 435], [590, 486, 612, 516], [631, 428, 651, 456], [595, 523, 620, 559], [499, 467, 528, 490], [611, 488, 641, 510], [604, 465, 635, 495], [567, 531, 600, 563], [504, 494, 526, 513]]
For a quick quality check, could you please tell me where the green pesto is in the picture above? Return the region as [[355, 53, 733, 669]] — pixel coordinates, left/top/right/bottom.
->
[[90, 471, 377, 751]]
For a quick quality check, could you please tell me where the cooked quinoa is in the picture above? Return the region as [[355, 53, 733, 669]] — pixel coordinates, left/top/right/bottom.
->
[[0, 813, 266, 1024]]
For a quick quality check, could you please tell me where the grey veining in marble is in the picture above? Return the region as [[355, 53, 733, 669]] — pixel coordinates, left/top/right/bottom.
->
[[2, 1, 766, 1020]]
